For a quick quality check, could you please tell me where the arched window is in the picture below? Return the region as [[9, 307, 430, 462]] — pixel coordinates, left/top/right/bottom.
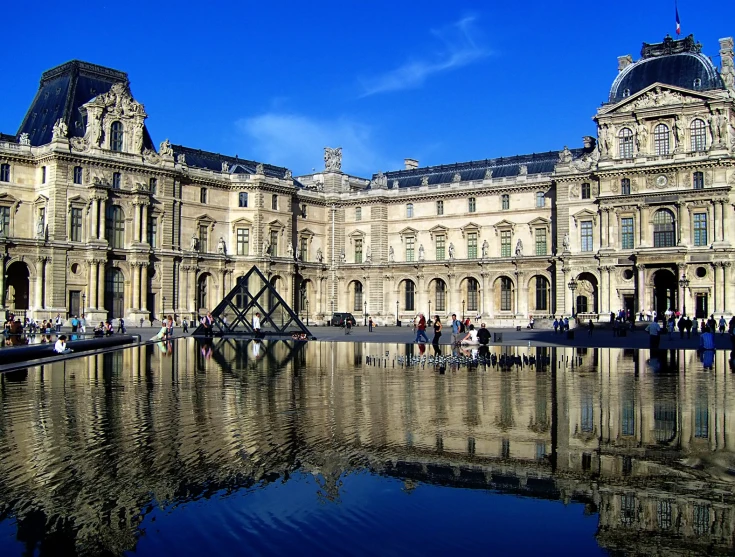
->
[[501, 194, 510, 210], [105, 205, 125, 248], [353, 282, 363, 312], [406, 203, 414, 218], [299, 281, 308, 312], [467, 278, 479, 311], [653, 209, 676, 248], [500, 277, 513, 311], [691, 119, 707, 152], [110, 121, 124, 151], [535, 276, 549, 311], [435, 280, 446, 312], [618, 128, 634, 158], [621, 178, 631, 195], [197, 274, 208, 310], [654, 124, 670, 155], [404, 281, 415, 311], [238, 192, 248, 207], [104, 268, 125, 318]]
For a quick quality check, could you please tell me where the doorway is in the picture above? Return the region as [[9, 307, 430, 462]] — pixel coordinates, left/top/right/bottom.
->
[[105, 268, 125, 318], [695, 293, 708, 319], [69, 291, 81, 317], [623, 295, 635, 317], [652, 269, 677, 318], [6, 262, 30, 310]]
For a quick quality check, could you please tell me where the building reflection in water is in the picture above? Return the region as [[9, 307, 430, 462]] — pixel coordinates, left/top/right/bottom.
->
[[0, 340, 734, 554]]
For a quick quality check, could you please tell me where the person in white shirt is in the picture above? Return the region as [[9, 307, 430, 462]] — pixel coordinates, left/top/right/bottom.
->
[[252, 312, 262, 338], [460, 324, 479, 345], [53, 335, 73, 354]]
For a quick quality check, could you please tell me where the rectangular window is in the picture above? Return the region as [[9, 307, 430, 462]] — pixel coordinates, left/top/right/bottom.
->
[[0, 163, 9, 182], [70, 207, 82, 242], [467, 232, 477, 259], [272, 194, 278, 210], [621, 178, 630, 195], [621, 217, 634, 249], [236, 228, 249, 255], [468, 197, 476, 212], [41, 166, 46, 183], [406, 236, 415, 262], [535, 228, 547, 255], [149, 177, 157, 194], [355, 238, 363, 263], [437, 200, 444, 215], [301, 204, 307, 218], [199, 225, 208, 253], [536, 191, 545, 207], [147, 215, 157, 248], [581, 221, 593, 252], [406, 203, 413, 218], [693, 171, 704, 190], [436, 235, 445, 260], [200, 188, 207, 204], [694, 213, 708, 246], [502, 194, 509, 210], [581, 183, 591, 199], [622, 399, 635, 436], [355, 207, 362, 221], [112, 172, 121, 189], [501, 230, 511, 257], [73, 166, 83, 185], [238, 192, 248, 207], [270, 230, 278, 257], [300, 236, 308, 261], [0, 207, 9, 236]]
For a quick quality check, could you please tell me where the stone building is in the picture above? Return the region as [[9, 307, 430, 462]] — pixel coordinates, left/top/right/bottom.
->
[[2, 33, 735, 325]]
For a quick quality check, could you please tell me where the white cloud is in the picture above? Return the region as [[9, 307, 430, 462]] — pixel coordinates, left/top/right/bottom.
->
[[359, 15, 490, 97], [237, 113, 391, 176]]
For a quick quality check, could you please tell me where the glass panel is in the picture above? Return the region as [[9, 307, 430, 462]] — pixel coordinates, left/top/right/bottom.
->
[[355, 238, 362, 263], [237, 228, 249, 255], [355, 207, 361, 221], [501, 231, 511, 257], [502, 195, 509, 210], [435, 281, 446, 312], [468, 198, 476, 212], [405, 281, 415, 311], [406, 237, 414, 262], [691, 119, 707, 152], [437, 201, 443, 215], [654, 124, 670, 155], [199, 225, 208, 254], [619, 128, 634, 158], [436, 235, 445, 260], [500, 277, 512, 311], [621, 179, 630, 195], [467, 278, 478, 311], [467, 232, 477, 259], [0, 207, 9, 236], [147, 215, 157, 248], [621, 217, 634, 249], [71, 208, 82, 242], [694, 213, 707, 246], [653, 210, 675, 248], [353, 283, 363, 312], [270, 230, 278, 257], [535, 277, 547, 310], [73, 166, 83, 184], [581, 221, 593, 252], [693, 172, 704, 190], [111, 121, 123, 151], [535, 228, 546, 255], [239, 192, 248, 207]]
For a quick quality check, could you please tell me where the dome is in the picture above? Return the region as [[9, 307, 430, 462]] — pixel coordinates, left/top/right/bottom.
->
[[609, 35, 724, 103]]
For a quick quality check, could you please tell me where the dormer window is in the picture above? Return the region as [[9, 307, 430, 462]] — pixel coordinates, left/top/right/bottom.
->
[[110, 121, 124, 151], [622, 88, 631, 98], [693, 78, 702, 89]]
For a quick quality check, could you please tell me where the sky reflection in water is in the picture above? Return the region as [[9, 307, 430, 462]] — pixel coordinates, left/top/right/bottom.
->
[[0, 340, 732, 556]]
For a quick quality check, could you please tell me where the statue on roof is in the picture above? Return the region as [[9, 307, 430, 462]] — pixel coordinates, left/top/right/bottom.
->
[[18, 133, 30, 146], [518, 165, 528, 176], [421, 176, 429, 186], [599, 124, 611, 157], [255, 163, 264, 175], [284, 169, 292, 180], [159, 139, 173, 157], [372, 171, 387, 188], [484, 168, 493, 180], [51, 119, 67, 140], [558, 146, 573, 164], [221, 161, 229, 173], [452, 173, 461, 183], [324, 147, 342, 172], [177, 153, 186, 165], [132, 120, 144, 154]]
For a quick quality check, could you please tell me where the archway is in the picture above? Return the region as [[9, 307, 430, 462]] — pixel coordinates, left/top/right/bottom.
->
[[461, 277, 480, 317], [347, 280, 364, 313], [529, 275, 550, 314], [104, 268, 125, 318], [653, 269, 677, 317], [398, 279, 416, 313], [575, 272, 599, 315], [6, 262, 30, 310], [197, 273, 211, 313], [428, 278, 447, 316], [268, 275, 282, 311], [493, 276, 515, 313]]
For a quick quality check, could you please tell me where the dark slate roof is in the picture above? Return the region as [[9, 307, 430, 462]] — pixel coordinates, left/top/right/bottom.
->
[[609, 35, 724, 103], [0, 133, 16, 143], [372, 149, 583, 189], [171, 144, 298, 183], [16, 60, 154, 149]]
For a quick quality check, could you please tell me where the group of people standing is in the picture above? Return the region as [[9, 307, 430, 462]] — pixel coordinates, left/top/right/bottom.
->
[[413, 313, 491, 348]]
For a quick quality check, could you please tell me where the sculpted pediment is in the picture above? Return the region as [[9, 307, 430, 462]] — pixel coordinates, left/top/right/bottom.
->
[[231, 217, 253, 231], [598, 84, 722, 116], [428, 224, 448, 239], [398, 226, 418, 241], [572, 209, 598, 226], [528, 217, 551, 232], [493, 219, 515, 235]]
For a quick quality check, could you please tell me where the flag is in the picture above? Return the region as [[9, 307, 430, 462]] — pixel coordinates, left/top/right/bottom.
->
[[676, 5, 681, 35]]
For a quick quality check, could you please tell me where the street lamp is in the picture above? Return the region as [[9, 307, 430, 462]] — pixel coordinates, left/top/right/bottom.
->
[[462, 299, 465, 322], [568, 278, 578, 317], [364, 299, 367, 326], [163, 296, 166, 323], [679, 274, 690, 316], [396, 300, 399, 326], [428, 299, 431, 321], [306, 299, 309, 326], [82, 293, 86, 317]]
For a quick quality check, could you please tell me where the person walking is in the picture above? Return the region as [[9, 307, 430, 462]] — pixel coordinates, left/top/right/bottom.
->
[[719, 315, 727, 335], [117, 318, 126, 333], [79, 314, 86, 334], [252, 312, 262, 338], [415, 314, 429, 343], [678, 315, 686, 339], [450, 314, 462, 346], [588, 319, 594, 335], [553, 318, 559, 334], [646, 319, 662, 350], [182, 318, 189, 333], [368, 317, 373, 332], [71, 315, 79, 333], [54, 314, 62, 333], [431, 315, 442, 348]]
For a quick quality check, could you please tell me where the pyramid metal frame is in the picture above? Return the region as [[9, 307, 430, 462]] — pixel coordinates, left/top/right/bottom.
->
[[192, 265, 314, 339]]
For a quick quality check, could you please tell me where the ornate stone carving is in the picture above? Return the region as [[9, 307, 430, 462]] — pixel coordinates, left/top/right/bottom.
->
[[598, 124, 611, 156], [448, 243, 455, 259], [142, 148, 160, 164], [365, 245, 372, 263], [190, 234, 199, 252], [18, 133, 30, 146], [371, 171, 387, 188], [571, 137, 600, 172], [562, 233, 571, 252], [515, 239, 523, 257], [316, 247, 323, 263], [177, 153, 187, 166], [159, 139, 174, 157], [635, 121, 648, 151], [569, 183, 580, 198], [518, 165, 528, 176], [481, 240, 488, 258], [388, 246, 394, 262], [51, 119, 67, 140], [221, 161, 229, 173], [452, 172, 461, 183], [626, 87, 696, 111], [284, 169, 292, 180], [392, 179, 399, 188], [558, 146, 573, 164], [217, 237, 226, 255], [324, 147, 342, 171], [421, 176, 429, 186], [484, 168, 494, 179], [286, 241, 293, 258], [418, 244, 425, 261], [255, 163, 264, 175]]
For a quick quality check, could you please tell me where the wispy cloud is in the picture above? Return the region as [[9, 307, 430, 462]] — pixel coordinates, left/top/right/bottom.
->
[[236, 113, 392, 176], [359, 15, 490, 97]]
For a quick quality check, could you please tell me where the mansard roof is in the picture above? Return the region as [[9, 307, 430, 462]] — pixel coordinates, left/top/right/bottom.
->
[[373, 149, 584, 189], [16, 60, 154, 149], [170, 144, 299, 184], [609, 35, 725, 103]]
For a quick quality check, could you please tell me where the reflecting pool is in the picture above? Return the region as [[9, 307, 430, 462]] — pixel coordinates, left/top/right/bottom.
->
[[0, 340, 734, 555]]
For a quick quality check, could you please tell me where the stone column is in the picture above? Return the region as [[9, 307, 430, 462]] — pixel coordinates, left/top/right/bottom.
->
[[712, 263, 720, 313], [725, 262, 733, 314], [97, 262, 105, 310], [99, 200, 106, 241], [140, 264, 148, 311], [480, 272, 489, 317], [487, 275, 495, 317], [720, 200, 729, 242], [599, 267, 608, 314], [35, 257, 45, 310], [601, 209, 609, 248], [639, 206, 649, 246], [721, 263, 729, 313], [714, 202, 722, 243], [677, 264, 685, 314], [0, 258, 5, 308], [189, 267, 197, 313], [636, 265, 645, 315], [142, 204, 149, 245], [89, 262, 98, 309], [132, 202, 140, 244], [90, 198, 99, 239]]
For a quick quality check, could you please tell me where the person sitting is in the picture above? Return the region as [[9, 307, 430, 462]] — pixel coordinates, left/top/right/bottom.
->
[[53, 335, 73, 354], [105, 321, 114, 336], [477, 323, 491, 345], [94, 322, 105, 337], [460, 324, 479, 345]]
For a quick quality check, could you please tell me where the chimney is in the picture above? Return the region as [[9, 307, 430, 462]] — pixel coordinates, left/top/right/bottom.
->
[[617, 55, 633, 72], [720, 37, 735, 90], [404, 158, 419, 170]]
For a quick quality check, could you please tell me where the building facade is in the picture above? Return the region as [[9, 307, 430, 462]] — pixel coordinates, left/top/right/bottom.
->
[[2, 34, 735, 325]]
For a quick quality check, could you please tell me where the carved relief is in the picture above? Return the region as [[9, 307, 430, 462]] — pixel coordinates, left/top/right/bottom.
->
[[624, 87, 697, 111], [569, 184, 580, 198]]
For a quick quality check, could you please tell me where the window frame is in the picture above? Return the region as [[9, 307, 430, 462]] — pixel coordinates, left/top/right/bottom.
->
[[271, 194, 278, 210], [467, 232, 478, 259], [618, 127, 634, 158], [198, 224, 209, 254], [501, 194, 509, 210], [236, 227, 250, 256], [436, 200, 444, 215], [653, 209, 676, 248], [693, 171, 704, 190], [299, 236, 308, 261], [0, 163, 9, 183], [406, 203, 414, 218], [581, 183, 591, 199], [621, 216, 634, 249], [353, 282, 363, 312], [691, 119, 707, 152], [238, 192, 248, 207], [73, 166, 83, 185], [106, 205, 125, 249], [435, 280, 446, 312], [693, 212, 708, 246], [405, 281, 415, 311], [435, 235, 446, 261], [535, 276, 548, 311], [621, 178, 631, 195], [580, 220, 594, 252], [500, 277, 512, 311], [354, 238, 363, 264], [500, 230, 511, 257], [0, 206, 10, 236], [654, 123, 670, 156], [355, 207, 362, 221], [70, 207, 83, 242], [405, 236, 415, 262], [536, 191, 545, 207], [147, 213, 158, 248], [534, 228, 547, 255], [467, 278, 479, 311], [149, 177, 157, 195], [112, 172, 121, 189], [110, 121, 124, 151], [200, 188, 208, 204], [468, 197, 476, 213]]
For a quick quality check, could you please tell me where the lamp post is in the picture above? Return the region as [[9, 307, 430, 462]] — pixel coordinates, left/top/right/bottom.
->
[[396, 300, 399, 326], [568, 278, 578, 317], [462, 299, 465, 322], [364, 299, 367, 326], [306, 299, 309, 326], [163, 296, 166, 323], [428, 299, 431, 321], [679, 274, 690, 316], [82, 293, 86, 317]]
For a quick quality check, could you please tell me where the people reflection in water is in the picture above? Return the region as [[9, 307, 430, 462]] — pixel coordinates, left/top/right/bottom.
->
[[252, 339, 262, 359], [418, 343, 426, 356]]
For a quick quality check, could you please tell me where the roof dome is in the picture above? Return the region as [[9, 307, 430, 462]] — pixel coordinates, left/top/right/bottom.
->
[[609, 35, 724, 103]]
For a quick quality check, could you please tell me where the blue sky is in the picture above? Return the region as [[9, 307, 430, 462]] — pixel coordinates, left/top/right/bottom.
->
[[1, 0, 732, 176]]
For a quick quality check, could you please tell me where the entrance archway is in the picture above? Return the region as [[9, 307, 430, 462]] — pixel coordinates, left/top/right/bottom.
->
[[105, 268, 125, 318], [575, 272, 599, 315], [653, 269, 677, 317], [6, 262, 30, 310]]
